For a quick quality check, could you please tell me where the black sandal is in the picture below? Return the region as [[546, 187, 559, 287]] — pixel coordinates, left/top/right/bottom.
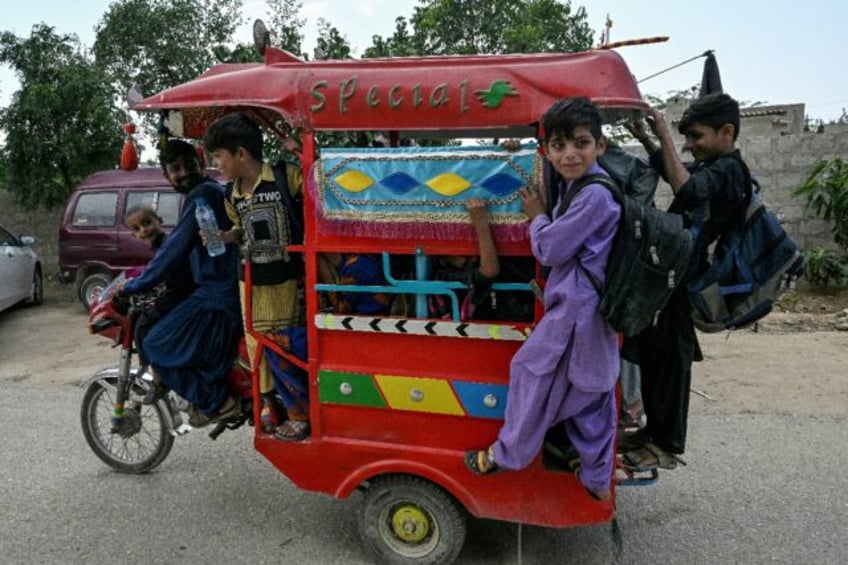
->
[[464, 447, 499, 475], [622, 442, 686, 472]]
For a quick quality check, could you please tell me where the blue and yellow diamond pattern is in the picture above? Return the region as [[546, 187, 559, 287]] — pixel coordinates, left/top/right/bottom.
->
[[319, 145, 539, 218]]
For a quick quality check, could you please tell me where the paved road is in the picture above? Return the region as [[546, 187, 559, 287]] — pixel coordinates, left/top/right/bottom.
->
[[1, 304, 846, 564]]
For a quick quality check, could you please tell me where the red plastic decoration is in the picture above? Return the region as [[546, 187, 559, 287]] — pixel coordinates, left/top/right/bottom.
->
[[120, 122, 139, 171]]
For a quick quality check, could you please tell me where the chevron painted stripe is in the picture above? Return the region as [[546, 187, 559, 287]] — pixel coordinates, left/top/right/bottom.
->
[[314, 313, 529, 341]]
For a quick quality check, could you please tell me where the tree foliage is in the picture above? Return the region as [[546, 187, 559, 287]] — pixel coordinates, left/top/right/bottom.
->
[[367, 0, 594, 56], [362, 17, 422, 58], [92, 0, 244, 100], [314, 18, 352, 60], [266, 0, 305, 57], [0, 24, 123, 208]]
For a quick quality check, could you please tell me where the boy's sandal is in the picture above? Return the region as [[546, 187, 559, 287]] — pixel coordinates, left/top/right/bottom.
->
[[464, 447, 499, 475], [274, 420, 310, 442], [622, 442, 686, 472], [187, 405, 211, 428]]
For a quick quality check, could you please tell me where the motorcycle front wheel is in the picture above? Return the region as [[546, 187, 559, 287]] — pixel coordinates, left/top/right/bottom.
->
[[80, 377, 174, 473]]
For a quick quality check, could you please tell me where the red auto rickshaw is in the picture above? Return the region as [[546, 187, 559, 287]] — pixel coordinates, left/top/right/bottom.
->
[[128, 29, 649, 564]]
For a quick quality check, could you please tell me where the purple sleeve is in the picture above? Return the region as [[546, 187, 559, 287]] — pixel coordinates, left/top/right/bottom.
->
[[528, 184, 617, 267]]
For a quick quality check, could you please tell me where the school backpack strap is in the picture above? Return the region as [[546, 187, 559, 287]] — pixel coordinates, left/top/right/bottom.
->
[[555, 173, 621, 292], [272, 161, 304, 245], [555, 173, 619, 221]]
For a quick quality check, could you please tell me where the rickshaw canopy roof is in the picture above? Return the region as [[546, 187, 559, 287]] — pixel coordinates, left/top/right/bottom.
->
[[135, 49, 646, 137]]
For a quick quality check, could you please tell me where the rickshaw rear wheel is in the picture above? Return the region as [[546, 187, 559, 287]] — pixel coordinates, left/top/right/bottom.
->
[[359, 475, 466, 565]]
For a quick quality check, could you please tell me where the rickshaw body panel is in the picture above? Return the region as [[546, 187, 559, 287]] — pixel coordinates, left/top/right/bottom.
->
[[253, 327, 613, 527], [135, 50, 647, 135], [137, 47, 641, 531]]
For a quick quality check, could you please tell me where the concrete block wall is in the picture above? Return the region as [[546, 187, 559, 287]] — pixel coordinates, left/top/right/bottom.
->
[[0, 191, 64, 280]]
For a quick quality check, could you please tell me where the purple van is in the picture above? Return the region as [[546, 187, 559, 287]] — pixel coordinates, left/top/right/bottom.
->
[[59, 168, 218, 309]]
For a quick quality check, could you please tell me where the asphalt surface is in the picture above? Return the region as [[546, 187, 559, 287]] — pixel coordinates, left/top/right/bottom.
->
[[1, 302, 846, 564]]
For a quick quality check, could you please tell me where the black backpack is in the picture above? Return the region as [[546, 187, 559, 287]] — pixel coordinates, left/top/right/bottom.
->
[[556, 173, 694, 336], [687, 172, 804, 332]]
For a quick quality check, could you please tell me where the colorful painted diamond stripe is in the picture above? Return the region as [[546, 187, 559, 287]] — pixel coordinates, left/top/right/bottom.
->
[[318, 145, 539, 216], [318, 369, 508, 420]]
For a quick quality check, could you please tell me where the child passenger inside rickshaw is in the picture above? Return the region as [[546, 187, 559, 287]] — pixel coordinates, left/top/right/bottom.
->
[[203, 112, 310, 442], [428, 198, 533, 323], [317, 253, 392, 315]]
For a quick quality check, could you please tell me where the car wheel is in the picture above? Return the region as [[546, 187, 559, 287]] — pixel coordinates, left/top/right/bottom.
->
[[28, 266, 43, 306], [79, 272, 113, 311]]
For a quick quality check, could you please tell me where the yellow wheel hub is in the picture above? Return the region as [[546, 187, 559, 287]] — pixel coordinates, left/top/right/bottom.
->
[[391, 505, 430, 543]]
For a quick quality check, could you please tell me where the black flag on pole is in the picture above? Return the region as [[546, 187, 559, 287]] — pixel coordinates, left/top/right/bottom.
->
[[698, 50, 723, 98]]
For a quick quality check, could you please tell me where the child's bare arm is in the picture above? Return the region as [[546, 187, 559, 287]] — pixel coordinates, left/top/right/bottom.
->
[[466, 198, 500, 279], [201, 228, 240, 246], [646, 108, 690, 193], [219, 228, 241, 245], [625, 119, 658, 154]]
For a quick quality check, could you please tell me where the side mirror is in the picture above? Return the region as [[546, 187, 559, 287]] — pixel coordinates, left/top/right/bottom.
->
[[20, 235, 37, 246], [253, 19, 271, 56]]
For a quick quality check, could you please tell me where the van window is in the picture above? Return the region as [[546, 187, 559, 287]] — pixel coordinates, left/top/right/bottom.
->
[[72, 192, 118, 227], [126, 191, 182, 227]]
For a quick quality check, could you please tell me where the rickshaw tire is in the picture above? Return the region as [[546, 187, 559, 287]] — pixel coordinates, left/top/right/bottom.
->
[[80, 377, 174, 474], [359, 475, 466, 565]]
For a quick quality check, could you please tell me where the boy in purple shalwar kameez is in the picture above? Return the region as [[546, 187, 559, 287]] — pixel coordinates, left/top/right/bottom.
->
[[465, 98, 621, 500]]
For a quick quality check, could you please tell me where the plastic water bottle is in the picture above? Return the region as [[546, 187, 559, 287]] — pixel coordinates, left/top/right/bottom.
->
[[194, 197, 225, 257]]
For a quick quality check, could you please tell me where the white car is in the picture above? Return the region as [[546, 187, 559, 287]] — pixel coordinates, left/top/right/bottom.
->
[[0, 223, 43, 312]]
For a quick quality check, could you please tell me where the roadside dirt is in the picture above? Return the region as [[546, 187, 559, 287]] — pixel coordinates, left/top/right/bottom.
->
[[1, 279, 846, 418]]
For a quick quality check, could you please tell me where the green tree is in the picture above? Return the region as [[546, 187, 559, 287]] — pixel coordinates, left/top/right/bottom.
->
[[314, 18, 352, 60], [220, 42, 264, 64], [267, 0, 305, 57], [0, 24, 123, 209], [398, 0, 593, 56], [93, 0, 244, 100], [362, 17, 422, 58]]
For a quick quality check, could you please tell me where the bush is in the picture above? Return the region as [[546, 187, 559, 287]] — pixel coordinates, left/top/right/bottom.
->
[[794, 158, 848, 253], [803, 247, 847, 288], [794, 158, 848, 288]]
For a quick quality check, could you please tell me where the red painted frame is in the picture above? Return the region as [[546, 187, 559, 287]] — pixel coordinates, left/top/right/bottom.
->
[[137, 47, 648, 528]]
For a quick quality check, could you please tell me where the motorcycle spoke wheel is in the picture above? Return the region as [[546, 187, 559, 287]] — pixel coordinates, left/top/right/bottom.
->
[[80, 378, 174, 474]]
